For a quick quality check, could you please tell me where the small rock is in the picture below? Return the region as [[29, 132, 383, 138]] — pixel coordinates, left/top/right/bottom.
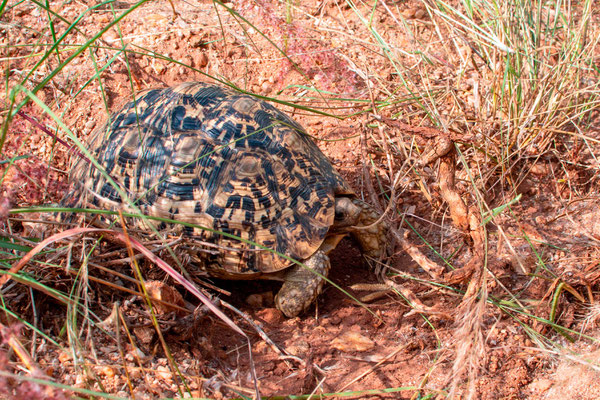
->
[[260, 81, 271, 94], [402, 7, 416, 19], [246, 291, 274, 308], [58, 351, 71, 364], [102, 29, 119, 44], [74, 373, 86, 388], [129, 367, 141, 380], [403, 6, 427, 20], [146, 13, 168, 27], [84, 119, 96, 133], [256, 308, 282, 325], [530, 163, 550, 175], [254, 341, 269, 353], [414, 7, 426, 19], [153, 61, 166, 74], [100, 366, 116, 378], [197, 52, 209, 68], [286, 339, 310, 357], [190, 33, 207, 48], [529, 378, 553, 394], [183, 55, 194, 68], [328, 315, 341, 325], [133, 326, 155, 345], [156, 365, 173, 384]]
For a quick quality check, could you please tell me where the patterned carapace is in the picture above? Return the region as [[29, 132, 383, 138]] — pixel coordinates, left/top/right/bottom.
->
[[63, 82, 354, 276]]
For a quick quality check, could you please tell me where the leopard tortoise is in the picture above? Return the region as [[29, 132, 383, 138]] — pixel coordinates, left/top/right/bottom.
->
[[62, 82, 387, 317]]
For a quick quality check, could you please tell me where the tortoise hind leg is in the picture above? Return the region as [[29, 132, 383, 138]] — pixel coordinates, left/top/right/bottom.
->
[[274, 251, 331, 318]]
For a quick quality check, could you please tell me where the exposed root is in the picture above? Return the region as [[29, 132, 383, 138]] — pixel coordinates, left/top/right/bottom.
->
[[434, 142, 488, 398], [391, 226, 445, 279], [377, 119, 490, 396], [438, 151, 470, 232]]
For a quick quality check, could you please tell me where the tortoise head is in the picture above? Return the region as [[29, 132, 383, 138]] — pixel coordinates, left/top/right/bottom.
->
[[333, 196, 362, 228]]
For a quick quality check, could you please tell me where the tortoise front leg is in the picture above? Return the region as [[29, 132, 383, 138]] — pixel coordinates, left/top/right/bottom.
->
[[274, 251, 331, 318], [349, 198, 388, 260]]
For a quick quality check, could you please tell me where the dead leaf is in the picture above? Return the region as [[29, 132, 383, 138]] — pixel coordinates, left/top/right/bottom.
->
[[145, 281, 186, 315], [331, 330, 375, 352]]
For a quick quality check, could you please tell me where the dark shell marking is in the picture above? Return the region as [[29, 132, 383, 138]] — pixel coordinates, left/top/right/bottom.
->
[[65, 82, 353, 276]]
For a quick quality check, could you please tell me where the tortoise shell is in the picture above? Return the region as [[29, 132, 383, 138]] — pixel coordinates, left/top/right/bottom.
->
[[64, 82, 354, 276]]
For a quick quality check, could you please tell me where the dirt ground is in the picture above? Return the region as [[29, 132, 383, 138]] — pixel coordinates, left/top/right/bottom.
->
[[2, 0, 600, 399]]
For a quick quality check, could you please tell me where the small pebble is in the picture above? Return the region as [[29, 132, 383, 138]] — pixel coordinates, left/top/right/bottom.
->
[[197, 52, 209, 68], [100, 366, 116, 378]]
